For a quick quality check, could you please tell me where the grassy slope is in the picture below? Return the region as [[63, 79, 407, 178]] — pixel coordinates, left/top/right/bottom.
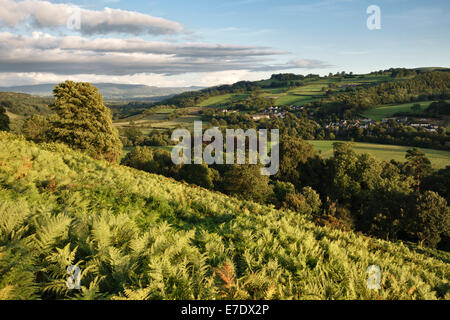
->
[[197, 94, 250, 107], [308, 140, 450, 169], [0, 92, 52, 117], [0, 132, 449, 300], [361, 101, 440, 121], [195, 74, 405, 109]]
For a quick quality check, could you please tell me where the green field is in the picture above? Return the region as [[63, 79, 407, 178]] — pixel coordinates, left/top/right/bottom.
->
[[153, 107, 176, 114], [198, 93, 249, 107], [195, 74, 407, 109], [114, 111, 202, 131], [308, 140, 450, 169], [361, 101, 437, 120]]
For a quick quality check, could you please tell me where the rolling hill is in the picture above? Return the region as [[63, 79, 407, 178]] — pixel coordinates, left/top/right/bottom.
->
[[361, 100, 450, 121], [0, 83, 204, 100], [0, 131, 449, 300]]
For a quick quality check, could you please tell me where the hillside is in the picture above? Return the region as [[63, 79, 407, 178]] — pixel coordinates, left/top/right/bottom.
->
[[0, 84, 203, 100], [158, 72, 398, 109], [154, 69, 449, 118], [0, 92, 52, 117], [0, 131, 449, 300]]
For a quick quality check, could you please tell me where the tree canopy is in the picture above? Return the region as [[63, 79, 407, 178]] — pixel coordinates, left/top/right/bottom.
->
[[48, 81, 122, 163], [0, 105, 10, 131]]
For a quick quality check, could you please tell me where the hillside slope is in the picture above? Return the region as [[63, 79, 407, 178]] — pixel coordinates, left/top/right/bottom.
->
[[0, 92, 52, 117], [0, 132, 449, 300]]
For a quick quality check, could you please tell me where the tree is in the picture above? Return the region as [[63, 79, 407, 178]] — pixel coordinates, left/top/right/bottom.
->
[[411, 103, 421, 113], [121, 146, 155, 172], [22, 115, 49, 142], [48, 81, 122, 162], [282, 187, 322, 215], [422, 166, 450, 202], [121, 146, 181, 178], [403, 148, 432, 191], [272, 181, 296, 207], [178, 163, 218, 189], [122, 124, 143, 145], [0, 105, 10, 131], [221, 164, 273, 203], [275, 137, 316, 187], [403, 191, 450, 248], [147, 148, 180, 177]]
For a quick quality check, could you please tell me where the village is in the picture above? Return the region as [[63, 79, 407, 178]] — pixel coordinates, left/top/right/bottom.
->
[[221, 104, 443, 133], [324, 117, 442, 132]]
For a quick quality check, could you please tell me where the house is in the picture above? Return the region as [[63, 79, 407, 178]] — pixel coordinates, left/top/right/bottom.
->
[[251, 114, 270, 121]]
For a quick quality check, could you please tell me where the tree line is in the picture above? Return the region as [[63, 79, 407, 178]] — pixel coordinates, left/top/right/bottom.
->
[[313, 71, 450, 118]]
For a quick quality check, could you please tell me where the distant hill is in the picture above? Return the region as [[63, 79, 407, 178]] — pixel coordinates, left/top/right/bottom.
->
[[158, 68, 450, 110], [0, 83, 204, 100], [0, 92, 52, 117], [414, 67, 450, 73]]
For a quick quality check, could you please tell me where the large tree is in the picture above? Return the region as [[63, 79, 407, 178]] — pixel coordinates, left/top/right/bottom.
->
[[0, 104, 10, 131], [221, 164, 273, 203], [404, 148, 432, 191], [178, 163, 219, 189], [48, 81, 122, 162], [121, 146, 181, 178], [274, 137, 316, 187], [403, 191, 450, 248], [22, 115, 49, 142]]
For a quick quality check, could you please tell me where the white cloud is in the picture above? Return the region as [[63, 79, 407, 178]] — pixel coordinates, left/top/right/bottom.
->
[[0, 0, 183, 35], [0, 32, 284, 57], [288, 58, 331, 69], [0, 70, 271, 87], [0, 32, 329, 76], [0, 2, 332, 86]]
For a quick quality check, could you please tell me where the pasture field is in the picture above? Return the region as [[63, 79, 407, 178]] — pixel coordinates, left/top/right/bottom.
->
[[153, 107, 176, 114], [114, 114, 202, 131], [114, 105, 202, 131], [361, 101, 438, 120], [152, 115, 202, 129], [308, 140, 450, 169], [197, 93, 249, 107], [194, 74, 407, 109]]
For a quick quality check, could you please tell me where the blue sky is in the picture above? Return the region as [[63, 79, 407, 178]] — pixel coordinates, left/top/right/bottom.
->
[[0, 0, 449, 86]]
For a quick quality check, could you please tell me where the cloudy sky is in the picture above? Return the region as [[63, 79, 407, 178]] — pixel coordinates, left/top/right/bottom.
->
[[0, 0, 449, 87]]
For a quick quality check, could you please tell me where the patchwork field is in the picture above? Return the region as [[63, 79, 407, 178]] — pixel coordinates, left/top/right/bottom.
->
[[114, 106, 202, 132], [195, 74, 410, 109], [198, 93, 249, 107], [361, 101, 439, 120], [308, 140, 450, 169]]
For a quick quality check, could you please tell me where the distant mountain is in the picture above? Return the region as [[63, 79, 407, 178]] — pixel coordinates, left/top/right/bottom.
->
[[0, 83, 204, 100]]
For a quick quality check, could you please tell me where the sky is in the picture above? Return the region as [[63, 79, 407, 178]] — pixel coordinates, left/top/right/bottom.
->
[[0, 0, 449, 87]]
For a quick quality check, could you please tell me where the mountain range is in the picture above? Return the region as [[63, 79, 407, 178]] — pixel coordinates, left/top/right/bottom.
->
[[0, 83, 204, 100]]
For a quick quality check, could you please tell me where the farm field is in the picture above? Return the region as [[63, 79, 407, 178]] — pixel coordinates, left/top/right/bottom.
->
[[114, 108, 202, 132], [197, 93, 249, 107], [308, 140, 450, 169], [194, 74, 412, 109], [263, 84, 328, 106], [360, 101, 441, 120]]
